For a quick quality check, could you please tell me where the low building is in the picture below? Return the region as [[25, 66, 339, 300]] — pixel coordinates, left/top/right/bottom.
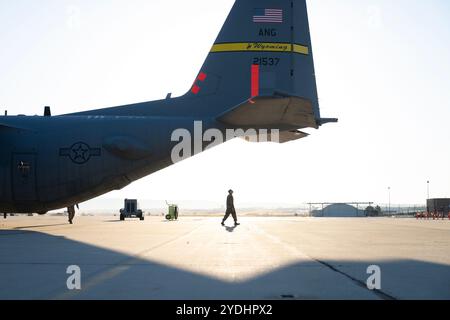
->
[[311, 203, 366, 217], [427, 198, 450, 214]]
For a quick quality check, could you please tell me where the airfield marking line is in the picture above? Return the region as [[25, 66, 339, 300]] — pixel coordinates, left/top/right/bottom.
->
[[7, 221, 98, 235], [1, 223, 89, 235], [248, 223, 395, 300], [249, 223, 317, 259], [314, 259, 397, 301], [12, 223, 73, 230], [51, 219, 209, 299], [225, 226, 235, 281]]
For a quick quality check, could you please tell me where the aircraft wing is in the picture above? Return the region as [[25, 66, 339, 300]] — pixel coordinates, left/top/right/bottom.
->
[[0, 121, 30, 131]]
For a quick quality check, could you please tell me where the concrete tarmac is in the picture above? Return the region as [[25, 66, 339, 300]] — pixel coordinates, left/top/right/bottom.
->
[[0, 215, 449, 300]]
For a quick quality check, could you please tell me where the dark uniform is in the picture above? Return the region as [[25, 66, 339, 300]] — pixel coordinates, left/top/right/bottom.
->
[[222, 190, 239, 225], [68, 205, 75, 224]]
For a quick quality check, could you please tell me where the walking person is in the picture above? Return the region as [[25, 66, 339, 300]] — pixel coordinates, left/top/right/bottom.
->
[[221, 189, 240, 226]]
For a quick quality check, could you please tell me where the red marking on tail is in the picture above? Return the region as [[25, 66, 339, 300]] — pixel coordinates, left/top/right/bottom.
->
[[251, 64, 260, 98], [191, 85, 201, 95], [198, 72, 207, 82], [191, 71, 207, 94]]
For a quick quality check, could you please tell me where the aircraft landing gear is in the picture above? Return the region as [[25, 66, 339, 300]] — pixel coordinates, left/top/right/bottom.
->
[[3, 213, 6, 219]]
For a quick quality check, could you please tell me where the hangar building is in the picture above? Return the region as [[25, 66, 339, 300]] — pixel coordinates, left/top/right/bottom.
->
[[310, 203, 368, 217]]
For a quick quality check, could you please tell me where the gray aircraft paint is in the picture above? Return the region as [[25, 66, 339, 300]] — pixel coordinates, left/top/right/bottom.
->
[[0, 0, 336, 214]]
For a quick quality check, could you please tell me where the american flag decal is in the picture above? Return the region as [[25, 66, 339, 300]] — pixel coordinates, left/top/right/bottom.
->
[[253, 8, 283, 23]]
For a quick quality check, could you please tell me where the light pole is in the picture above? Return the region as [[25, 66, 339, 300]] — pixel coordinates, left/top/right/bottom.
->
[[427, 181, 430, 200], [388, 187, 391, 214]]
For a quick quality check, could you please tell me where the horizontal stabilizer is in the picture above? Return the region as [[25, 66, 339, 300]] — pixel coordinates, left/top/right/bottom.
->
[[319, 118, 339, 125], [217, 96, 318, 130], [278, 130, 309, 143]]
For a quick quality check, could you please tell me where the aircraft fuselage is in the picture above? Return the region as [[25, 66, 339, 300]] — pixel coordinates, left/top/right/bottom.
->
[[0, 112, 218, 213]]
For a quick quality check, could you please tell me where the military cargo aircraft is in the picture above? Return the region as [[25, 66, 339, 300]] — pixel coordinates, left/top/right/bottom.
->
[[0, 0, 336, 222]]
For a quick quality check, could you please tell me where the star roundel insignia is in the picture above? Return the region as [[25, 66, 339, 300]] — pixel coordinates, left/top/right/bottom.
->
[[59, 142, 101, 165], [70, 142, 91, 164]]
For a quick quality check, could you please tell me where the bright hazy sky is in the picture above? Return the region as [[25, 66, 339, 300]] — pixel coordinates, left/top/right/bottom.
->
[[1, 0, 449, 209]]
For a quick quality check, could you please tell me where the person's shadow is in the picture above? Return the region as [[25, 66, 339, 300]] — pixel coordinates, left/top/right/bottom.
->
[[224, 225, 238, 233]]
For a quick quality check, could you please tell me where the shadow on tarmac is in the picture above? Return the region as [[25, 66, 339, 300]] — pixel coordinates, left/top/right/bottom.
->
[[0, 229, 449, 300], [224, 225, 238, 233]]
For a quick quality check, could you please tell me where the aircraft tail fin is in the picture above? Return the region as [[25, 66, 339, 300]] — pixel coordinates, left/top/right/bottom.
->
[[187, 0, 323, 129], [67, 0, 333, 130]]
